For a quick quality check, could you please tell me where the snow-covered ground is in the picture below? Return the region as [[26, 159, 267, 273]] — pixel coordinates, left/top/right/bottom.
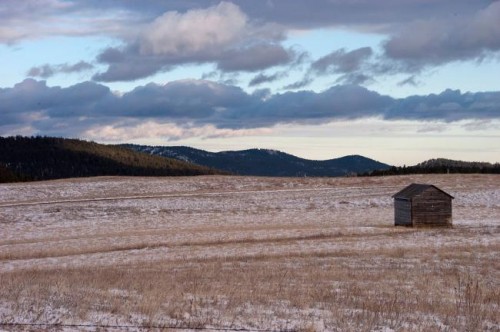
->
[[0, 174, 499, 331]]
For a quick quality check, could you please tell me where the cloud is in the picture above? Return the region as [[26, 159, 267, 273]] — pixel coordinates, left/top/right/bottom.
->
[[398, 75, 420, 87], [0, 0, 70, 43], [386, 89, 500, 122], [111, 79, 251, 119], [28, 61, 94, 78], [225, 84, 392, 128], [291, 47, 374, 89], [417, 124, 447, 133], [2, 79, 500, 140], [383, 1, 500, 70], [73, 1, 491, 30], [83, 122, 273, 142], [235, 0, 492, 30], [462, 119, 498, 131], [27, 65, 55, 79], [4, 1, 497, 84], [92, 48, 165, 82], [334, 73, 374, 86], [311, 47, 373, 75], [0, 0, 144, 44], [138, 2, 247, 56], [282, 77, 314, 90], [249, 72, 288, 87], [63, 61, 94, 73], [217, 43, 293, 72], [93, 2, 295, 81]]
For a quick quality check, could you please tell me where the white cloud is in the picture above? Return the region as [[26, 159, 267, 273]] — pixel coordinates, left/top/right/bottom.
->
[[139, 2, 247, 56], [94, 2, 293, 81], [83, 121, 186, 141], [83, 121, 273, 142]]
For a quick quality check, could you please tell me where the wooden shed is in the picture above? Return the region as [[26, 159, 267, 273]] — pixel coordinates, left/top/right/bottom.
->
[[393, 183, 454, 227]]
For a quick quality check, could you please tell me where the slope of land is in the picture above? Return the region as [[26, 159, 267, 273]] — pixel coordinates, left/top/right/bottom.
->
[[365, 158, 500, 176], [0, 174, 498, 331], [124, 144, 391, 177], [0, 136, 221, 183]]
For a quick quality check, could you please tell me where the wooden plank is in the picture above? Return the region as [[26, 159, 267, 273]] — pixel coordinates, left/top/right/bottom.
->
[[411, 188, 453, 226], [394, 199, 411, 226]]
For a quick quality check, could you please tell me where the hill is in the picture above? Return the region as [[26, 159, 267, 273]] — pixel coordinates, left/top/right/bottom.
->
[[0, 136, 221, 183], [417, 158, 499, 170], [364, 158, 500, 176], [123, 145, 391, 177]]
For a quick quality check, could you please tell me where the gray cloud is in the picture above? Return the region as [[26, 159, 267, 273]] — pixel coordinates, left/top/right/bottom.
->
[[65, 61, 94, 72], [88, 1, 500, 82], [386, 89, 500, 122], [282, 77, 313, 90], [92, 2, 297, 81], [317, 47, 375, 85], [224, 84, 393, 128], [27, 65, 55, 79], [462, 119, 498, 131], [398, 75, 420, 87], [291, 47, 374, 89], [237, 0, 494, 31], [66, 0, 492, 30], [93, 41, 297, 81], [383, 1, 500, 70], [217, 44, 293, 72], [311, 47, 373, 75], [0, 0, 145, 44], [3, 1, 497, 83], [93, 48, 165, 82], [249, 72, 288, 87], [334, 73, 374, 86], [28, 61, 94, 79], [113, 80, 251, 119], [2, 79, 500, 138]]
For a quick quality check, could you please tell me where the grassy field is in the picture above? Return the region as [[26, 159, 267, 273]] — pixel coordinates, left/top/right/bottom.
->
[[0, 174, 499, 331]]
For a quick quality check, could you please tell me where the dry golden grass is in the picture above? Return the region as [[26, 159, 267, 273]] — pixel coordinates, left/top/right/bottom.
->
[[0, 174, 499, 331]]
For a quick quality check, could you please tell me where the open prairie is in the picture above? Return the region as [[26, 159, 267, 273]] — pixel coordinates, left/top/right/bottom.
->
[[0, 174, 499, 331]]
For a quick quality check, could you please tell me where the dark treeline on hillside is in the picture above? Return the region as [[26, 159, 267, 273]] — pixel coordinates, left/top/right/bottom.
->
[[0, 164, 22, 182], [0, 136, 221, 183], [362, 158, 500, 176]]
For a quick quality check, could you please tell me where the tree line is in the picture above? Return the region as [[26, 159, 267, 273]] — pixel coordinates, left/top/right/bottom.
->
[[361, 161, 500, 176], [0, 136, 221, 183]]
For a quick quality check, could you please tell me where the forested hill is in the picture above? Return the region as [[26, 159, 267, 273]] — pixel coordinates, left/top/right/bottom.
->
[[124, 144, 391, 177], [363, 158, 500, 176], [0, 136, 221, 183]]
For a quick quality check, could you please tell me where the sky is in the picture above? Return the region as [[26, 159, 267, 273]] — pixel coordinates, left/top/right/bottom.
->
[[1, 0, 499, 166]]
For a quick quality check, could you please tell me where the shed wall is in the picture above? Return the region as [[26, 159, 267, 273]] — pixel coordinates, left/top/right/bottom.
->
[[412, 188, 452, 226], [394, 199, 412, 226]]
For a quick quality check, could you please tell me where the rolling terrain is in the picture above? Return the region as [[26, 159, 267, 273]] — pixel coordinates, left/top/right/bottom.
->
[[0, 137, 221, 183], [366, 158, 500, 176], [0, 174, 498, 330], [124, 144, 391, 177]]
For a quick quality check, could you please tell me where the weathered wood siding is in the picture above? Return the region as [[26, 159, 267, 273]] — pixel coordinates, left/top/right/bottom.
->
[[412, 187, 452, 226], [394, 199, 412, 226]]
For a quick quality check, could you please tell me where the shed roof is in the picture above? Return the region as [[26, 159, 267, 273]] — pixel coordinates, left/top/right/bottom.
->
[[392, 183, 454, 200]]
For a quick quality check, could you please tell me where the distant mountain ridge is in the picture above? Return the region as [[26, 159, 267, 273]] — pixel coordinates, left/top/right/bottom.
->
[[0, 136, 221, 183], [123, 145, 391, 177]]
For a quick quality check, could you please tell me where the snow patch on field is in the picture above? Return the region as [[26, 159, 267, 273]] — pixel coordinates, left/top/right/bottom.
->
[[1, 174, 499, 330]]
